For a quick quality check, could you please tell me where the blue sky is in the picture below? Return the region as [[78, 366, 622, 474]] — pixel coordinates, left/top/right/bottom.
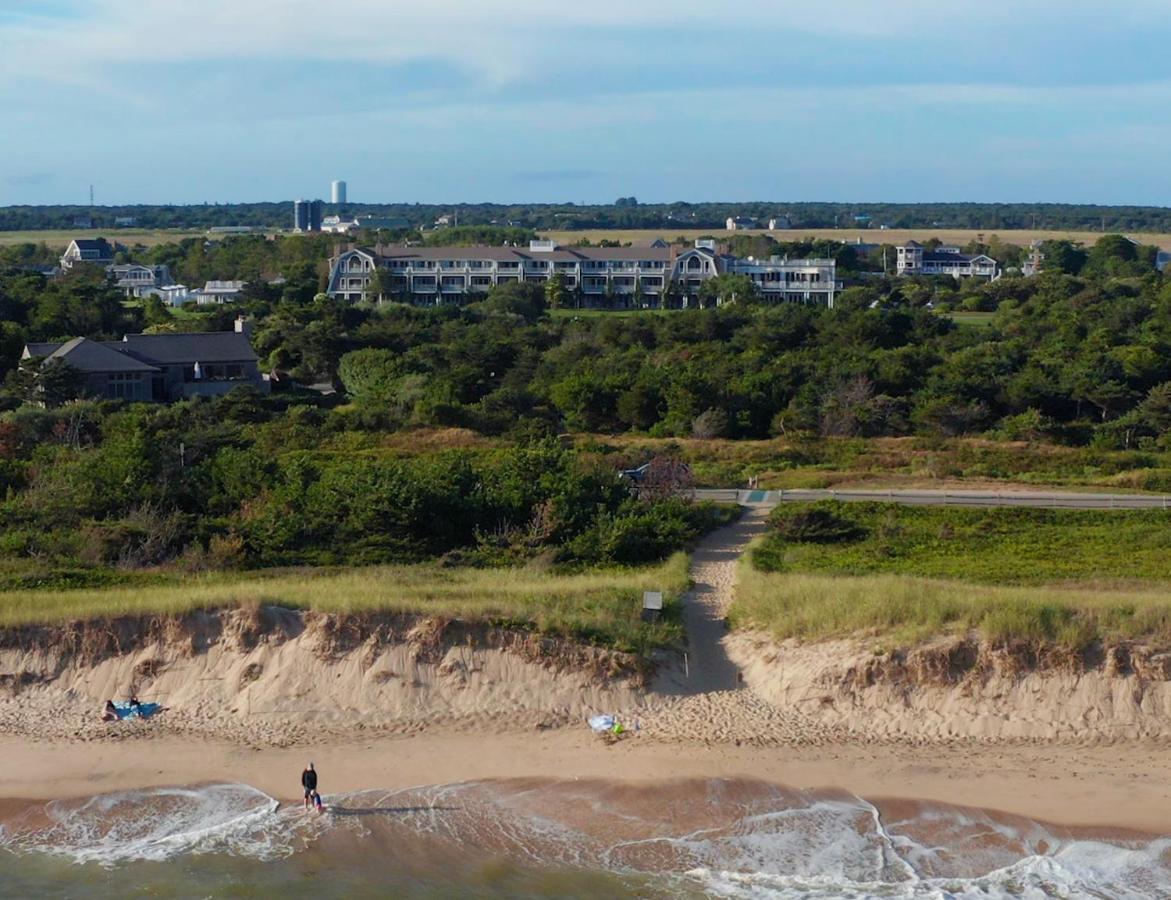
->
[[2, 0, 1171, 206]]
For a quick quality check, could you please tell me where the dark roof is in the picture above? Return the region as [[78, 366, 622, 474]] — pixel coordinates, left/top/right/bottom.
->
[[24, 342, 65, 358], [357, 244, 674, 264], [44, 338, 159, 374], [69, 238, 114, 256], [118, 331, 258, 365]]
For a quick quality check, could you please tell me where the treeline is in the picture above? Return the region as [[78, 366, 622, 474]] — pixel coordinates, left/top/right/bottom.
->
[[0, 395, 730, 581], [6, 201, 1171, 233]]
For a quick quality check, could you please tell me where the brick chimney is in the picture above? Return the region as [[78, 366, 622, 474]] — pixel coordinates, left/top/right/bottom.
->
[[234, 315, 252, 337]]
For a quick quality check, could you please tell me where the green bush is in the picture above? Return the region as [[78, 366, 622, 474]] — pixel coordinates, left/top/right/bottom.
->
[[770, 504, 867, 544]]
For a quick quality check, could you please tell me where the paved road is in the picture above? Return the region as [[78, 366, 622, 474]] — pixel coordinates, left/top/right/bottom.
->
[[694, 487, 1171, 510]]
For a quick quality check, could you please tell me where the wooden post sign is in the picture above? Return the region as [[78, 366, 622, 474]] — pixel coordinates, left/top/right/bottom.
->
[[642, 590, 663, 623]]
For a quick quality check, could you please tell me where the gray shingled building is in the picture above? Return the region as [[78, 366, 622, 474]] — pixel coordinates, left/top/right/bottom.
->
[[22, 318, 267, 402]]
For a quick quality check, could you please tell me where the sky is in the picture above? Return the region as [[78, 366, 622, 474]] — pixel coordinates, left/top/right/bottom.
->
[[2, 0, 1171, 207]]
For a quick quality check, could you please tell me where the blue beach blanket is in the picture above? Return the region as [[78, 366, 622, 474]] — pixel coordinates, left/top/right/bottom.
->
[[112, 702, 162, 720]]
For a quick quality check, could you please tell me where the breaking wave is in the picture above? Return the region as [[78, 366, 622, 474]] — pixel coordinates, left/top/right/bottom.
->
[[2, 778, 1168, 897]]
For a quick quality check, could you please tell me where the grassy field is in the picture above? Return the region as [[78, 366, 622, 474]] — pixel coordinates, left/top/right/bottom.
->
[[753, 503, 1171, 583], [0, 229, 210, 249], [732, 502, 1171, 649], [540, 228, 1171, 250], [572, 434, 1171, 493], [734, 567, 1171, 649], [0, 555, 690, 653]]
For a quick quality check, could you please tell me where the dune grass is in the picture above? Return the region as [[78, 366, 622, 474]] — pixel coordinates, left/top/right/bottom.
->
[[732, 502, 1171, 650], [0, 554, 691, 654], [755, 503, 1171, 583], [733, 564, 1171, 650]]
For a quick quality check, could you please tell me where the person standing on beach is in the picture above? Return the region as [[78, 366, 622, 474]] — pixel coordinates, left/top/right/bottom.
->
[[301, 763, 318, 810]]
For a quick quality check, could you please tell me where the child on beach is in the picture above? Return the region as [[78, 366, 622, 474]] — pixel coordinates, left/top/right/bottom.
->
[[312, 791, 324, 813]]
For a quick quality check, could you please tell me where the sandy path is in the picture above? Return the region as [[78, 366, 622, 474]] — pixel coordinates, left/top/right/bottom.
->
[[654, 508, 769, 694]]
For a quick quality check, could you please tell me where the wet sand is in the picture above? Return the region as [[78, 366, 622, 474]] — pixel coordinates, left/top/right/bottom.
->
[[4, 729, 1171, 835]]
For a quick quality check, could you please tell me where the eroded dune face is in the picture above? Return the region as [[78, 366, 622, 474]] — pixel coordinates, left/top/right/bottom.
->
[[0, 608, 653, 745]]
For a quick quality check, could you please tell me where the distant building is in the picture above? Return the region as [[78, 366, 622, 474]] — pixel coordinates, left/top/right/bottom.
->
[[323, 215, 410, 234], [896, 242, 999, 279], [725, 216, 757, 231], [768, 216, 791, 230], [155, 284, 191, 307], [107, 263, 173, 297], [114, 216, 138, 228], [21, 317, 267, 402], [1023, 240, 1045, 277], [191, 280, 247, 304], [72, 215, 94, 230], [293, 199, 324, 233], [207, 226, 265, 235], [331, 180, 347, 205], [60, 238, 115, 270], [434, 214, 453, 227], [327, 239, 838, 308]]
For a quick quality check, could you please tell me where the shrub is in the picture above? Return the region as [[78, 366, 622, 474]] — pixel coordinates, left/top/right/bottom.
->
[[770, 504, 867, 544]]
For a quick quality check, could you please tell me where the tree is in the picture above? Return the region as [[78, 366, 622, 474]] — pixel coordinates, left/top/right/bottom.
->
[[13, 357, 83, 408], [545, 273, 569, 310], [337, 348, 404, 403], [698, 273, 758, 308]]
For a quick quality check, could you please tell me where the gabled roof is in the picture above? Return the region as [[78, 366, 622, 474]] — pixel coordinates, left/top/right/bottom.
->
[[40, 337, 159, 374], [359, 244, 675, 264], [67, 238, 114, 257], [119, 331, 258, 364]]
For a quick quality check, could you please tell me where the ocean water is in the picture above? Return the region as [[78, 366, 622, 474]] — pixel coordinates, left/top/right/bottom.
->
[[1, 777, 1168, 898]]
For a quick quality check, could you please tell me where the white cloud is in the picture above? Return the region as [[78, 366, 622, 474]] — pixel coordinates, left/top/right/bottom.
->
[[5, 0, 1155, 88]]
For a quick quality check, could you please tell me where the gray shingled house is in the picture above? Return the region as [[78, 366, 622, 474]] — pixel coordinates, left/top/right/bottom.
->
[[21, 318, 268, 402]]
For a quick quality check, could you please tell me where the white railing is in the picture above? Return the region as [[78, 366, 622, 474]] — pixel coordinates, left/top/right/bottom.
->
[[693, 488, 1171, 510]]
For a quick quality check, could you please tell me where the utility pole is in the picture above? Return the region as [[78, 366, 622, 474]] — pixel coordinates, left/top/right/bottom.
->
[[89, 184, 94, 207]]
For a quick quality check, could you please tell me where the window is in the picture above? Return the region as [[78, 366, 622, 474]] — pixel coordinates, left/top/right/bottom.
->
[[107, 372, 141, 400]]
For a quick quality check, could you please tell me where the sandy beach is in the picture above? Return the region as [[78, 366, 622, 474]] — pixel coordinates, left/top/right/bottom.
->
[[5, 510, 1171, 843], [4, 730, 1171, 837]]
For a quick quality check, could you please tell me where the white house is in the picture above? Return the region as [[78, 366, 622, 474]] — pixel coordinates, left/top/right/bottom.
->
[[107, 263, 173, 297], [191, 280, 247, 304], [60, 238, 115, 270], [725, 216, 757, 231], [896, 242, 999, 279]]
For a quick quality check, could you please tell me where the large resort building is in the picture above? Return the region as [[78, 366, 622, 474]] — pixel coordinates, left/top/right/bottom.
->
[[327, 240, 840, 308]]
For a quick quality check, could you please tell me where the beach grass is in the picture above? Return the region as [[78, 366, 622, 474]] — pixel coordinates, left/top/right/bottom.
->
[[753, 503, 1171, 583], [0, 554, 691, 653], [733, 565, 1171, 650], [732, 502, 1171, 649]]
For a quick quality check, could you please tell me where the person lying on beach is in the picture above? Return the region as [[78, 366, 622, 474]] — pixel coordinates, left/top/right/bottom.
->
[[302, 763, 318, 810]]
